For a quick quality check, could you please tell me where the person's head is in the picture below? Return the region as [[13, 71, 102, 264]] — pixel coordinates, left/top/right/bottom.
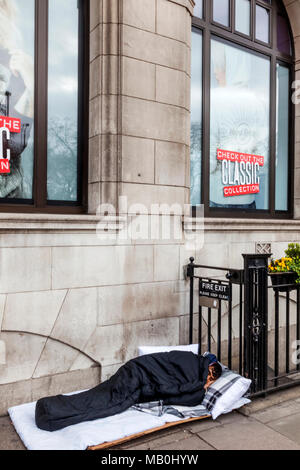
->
[[204, 361, 222, 390]]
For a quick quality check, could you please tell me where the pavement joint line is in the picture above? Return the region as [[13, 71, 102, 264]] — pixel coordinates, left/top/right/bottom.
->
[[253, 407, 300, 425], [117, 427, 193, 450], [237, 385, 300, 416], [184, 427, 214, 446], [194, 432, 218, 450]]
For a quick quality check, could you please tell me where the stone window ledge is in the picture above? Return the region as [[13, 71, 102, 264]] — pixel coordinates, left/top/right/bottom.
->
[[0, 213, 101, 233], [0, 213, 298, 234], [183, 217, 300, 233]]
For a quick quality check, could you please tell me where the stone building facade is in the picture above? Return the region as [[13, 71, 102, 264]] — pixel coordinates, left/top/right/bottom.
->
[[0, 0, 300, 413]]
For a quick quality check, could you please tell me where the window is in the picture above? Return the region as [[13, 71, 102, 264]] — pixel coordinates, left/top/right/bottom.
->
[[0, 0, 89, 213], [191, 30, 203, 206], [191, 0, 293, 218]]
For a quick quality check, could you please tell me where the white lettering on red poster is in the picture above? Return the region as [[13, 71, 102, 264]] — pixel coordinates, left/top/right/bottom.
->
[[0, 117, 21, 174], [217, 149, 264, 197]]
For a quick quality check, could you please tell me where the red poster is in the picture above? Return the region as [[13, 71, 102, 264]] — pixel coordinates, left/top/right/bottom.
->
[[0, 160, 10, 174], [218, 148, 264, 198], [0, 116, 21, 174], [0, 116, 21, 134], [224, 184, 260, 197], [217, 149, 264, 167]]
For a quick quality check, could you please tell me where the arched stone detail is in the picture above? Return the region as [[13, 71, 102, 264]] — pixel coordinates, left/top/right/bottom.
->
[[0, 330, 99, 384]]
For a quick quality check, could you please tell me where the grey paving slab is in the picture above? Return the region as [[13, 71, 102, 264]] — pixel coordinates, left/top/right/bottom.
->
[[119, 429, 192, 451], [185, 418, 221, 434], [120, 442, 153, 450], [197, 419, 300, 450], [266, 411, 300, 445], [239, 385, 300, 416], [216, 411, 250, 425], [252, 399, 300, 424], [118, 426, 190, 449], [121, 434, 214, 451], [0, 416, 25, 451], [153, 435, 214, 451]]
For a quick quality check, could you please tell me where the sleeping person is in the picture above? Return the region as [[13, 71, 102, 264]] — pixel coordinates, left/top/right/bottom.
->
[[35, 351, 222, 432]]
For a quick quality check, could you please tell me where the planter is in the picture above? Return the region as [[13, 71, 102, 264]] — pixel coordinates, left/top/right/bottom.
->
[[269, 271, 298, 292]]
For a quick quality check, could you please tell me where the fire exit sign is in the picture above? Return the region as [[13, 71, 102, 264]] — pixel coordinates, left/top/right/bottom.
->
[[199, 280, 231, 301]]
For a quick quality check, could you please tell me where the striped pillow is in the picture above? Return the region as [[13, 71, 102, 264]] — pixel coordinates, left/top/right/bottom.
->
[[202, 369, 251, 419]]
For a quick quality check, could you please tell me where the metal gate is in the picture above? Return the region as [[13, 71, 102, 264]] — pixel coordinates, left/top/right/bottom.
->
[[186, 254, 300, 397]]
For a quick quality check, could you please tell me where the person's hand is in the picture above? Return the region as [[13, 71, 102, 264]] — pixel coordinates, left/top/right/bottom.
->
[[204, 367, 218, 391], [9, 49, 34, 92], [204, 376, 214, 391]]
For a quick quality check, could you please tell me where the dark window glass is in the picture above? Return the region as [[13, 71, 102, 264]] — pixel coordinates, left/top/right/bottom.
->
[[277, 14, 292, 55], [213, 0, 230, 27], [191, 29, 203, 206]]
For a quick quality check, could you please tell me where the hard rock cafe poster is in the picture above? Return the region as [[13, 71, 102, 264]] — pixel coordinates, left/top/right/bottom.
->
[[217, 148, 264, 198]]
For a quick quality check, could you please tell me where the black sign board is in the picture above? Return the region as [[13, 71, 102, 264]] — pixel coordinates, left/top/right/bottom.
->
[[199, 280, 230, 301]]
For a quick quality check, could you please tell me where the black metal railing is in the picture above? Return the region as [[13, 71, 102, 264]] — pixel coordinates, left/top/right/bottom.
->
[[186, 253, 300, 397]]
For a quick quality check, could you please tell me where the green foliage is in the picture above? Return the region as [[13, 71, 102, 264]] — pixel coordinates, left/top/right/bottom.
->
[[283, 244, 300, 284], [290, 258, 300, 284], [285, 243, 300, 259]]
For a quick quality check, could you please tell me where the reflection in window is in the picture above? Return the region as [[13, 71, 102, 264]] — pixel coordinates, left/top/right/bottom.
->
[[210, 39, 270, 210], [191, 30, 203, 206], [256, 5, 270, 43], [47, 0, 79, 202], [235, 0, 251, 36], [194, 0, 203, 19], [0, 0, 34, 201], [276, 64, 289, 211], [213, 0, 230, 27]]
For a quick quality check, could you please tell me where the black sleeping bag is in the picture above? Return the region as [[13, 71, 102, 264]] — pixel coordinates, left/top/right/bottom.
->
[[35, 351, 210, 432]]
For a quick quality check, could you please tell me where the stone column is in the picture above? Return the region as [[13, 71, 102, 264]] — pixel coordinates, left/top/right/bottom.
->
[[89, 0, 122, 213], [88, 0, 194, 216]]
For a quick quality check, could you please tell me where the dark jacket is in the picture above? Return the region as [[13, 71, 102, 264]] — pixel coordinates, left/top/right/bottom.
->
[[35, 351, 210, 432]]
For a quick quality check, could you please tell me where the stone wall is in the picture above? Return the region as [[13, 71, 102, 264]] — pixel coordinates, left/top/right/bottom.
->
[[0, 211, 193, 415]]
